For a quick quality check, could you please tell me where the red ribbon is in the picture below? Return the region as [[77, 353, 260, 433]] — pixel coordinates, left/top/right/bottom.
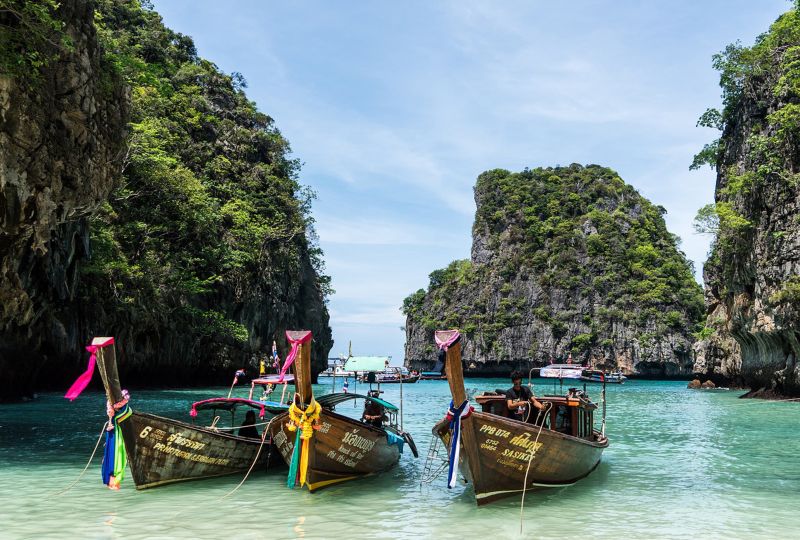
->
[[278, 331, 312, 383], [64, 337, 115, 401]]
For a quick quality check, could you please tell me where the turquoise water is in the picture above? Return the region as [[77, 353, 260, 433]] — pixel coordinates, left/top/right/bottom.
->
[[1, 379, 799, 539]]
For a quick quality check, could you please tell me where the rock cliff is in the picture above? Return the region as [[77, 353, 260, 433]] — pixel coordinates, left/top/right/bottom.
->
[[0, 0, 128, 399], [692, 6, 800, 396], [0, 0, 332, 399], [404, 165, 704, 376]]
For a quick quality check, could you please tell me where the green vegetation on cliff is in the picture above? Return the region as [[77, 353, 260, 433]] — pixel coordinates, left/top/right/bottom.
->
[[691, 3, 800, 393], [0, 0, 72, 80], [404, 165, 703, 363], [693, 2, 800, 293], [82, 0, 331, 346]]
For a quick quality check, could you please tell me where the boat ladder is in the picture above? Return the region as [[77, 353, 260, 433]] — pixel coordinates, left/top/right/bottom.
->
[[419, 435, 449, 486]]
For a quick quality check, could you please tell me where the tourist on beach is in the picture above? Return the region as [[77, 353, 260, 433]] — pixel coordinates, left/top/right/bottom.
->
[[505, 371, 545, 421]]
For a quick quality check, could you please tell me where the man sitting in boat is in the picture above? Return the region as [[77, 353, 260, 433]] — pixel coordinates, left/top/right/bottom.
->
[[361, 392, 387, 428], [238, 410, 260, 439], [505, 371, 545, 422]]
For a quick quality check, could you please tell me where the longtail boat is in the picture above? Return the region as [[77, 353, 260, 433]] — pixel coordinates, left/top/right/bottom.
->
[[539, 363, 584, 379], [268, 330, 418, 491], [357, 368, 420, 384], [432, 329, 608, 505], [580, 369, 627, 384], [65, 337, 288, 490]]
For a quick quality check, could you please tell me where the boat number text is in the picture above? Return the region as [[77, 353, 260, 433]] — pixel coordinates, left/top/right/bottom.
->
[[479, 424, 511, 438], [477, 424, 544, 471], [137, 423, 228, 466], [323, 430, 376, 469]]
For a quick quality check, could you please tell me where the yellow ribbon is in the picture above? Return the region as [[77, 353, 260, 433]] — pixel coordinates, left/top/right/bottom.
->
[[287, 398, 321, 487]]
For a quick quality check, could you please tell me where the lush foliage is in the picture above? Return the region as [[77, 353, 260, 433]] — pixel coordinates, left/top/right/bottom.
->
[[80, 0, 330, 346], [0, 0, 73, 80], [693, 4, 800, 297], [404, 164, 704, 354]]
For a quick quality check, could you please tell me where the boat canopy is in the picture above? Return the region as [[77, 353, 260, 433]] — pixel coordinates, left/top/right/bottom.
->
[[316, 392, 399, 412], [190, 397, 288, 417], [251, 374, 294, 385], [344, 356, 389, 372]]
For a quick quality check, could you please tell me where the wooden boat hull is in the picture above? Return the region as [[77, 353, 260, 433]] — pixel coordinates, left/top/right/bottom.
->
[[121, 411, 280, 489], [269, 409, 401, 491], [435, 410, 607, 505]]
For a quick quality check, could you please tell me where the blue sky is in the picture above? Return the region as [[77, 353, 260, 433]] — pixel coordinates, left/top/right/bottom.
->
[[152, 0, 789, 363]]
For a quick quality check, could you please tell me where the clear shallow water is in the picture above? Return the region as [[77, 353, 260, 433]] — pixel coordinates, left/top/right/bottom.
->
[[1, 379, 799, 539]]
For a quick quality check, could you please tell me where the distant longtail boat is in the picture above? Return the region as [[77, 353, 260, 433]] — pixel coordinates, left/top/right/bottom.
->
[[431, 329, 609, 505], [268, 330, 418, 491]]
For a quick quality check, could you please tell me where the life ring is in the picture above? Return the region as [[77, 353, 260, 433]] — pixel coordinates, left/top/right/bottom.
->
[[402, 431, 419, 458]]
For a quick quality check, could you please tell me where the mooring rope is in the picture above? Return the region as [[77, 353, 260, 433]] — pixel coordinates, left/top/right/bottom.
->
[[162, 417, 281, 522], [53, 421, 109, 496], [519, 402, 552, 535], [205, 419, 275, 432], [219, 417, 277, 500]]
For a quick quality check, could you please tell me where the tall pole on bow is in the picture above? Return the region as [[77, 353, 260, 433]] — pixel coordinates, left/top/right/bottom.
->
[[93, 337, 136, 457], [437, 330, 482, 489], [94, 337, 124, 405], [288, 330, 313, 406]]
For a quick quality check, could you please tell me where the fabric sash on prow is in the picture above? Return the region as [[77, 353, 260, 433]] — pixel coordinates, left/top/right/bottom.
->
[[286, 330, 313, 405], [93, 337, 125, 404]]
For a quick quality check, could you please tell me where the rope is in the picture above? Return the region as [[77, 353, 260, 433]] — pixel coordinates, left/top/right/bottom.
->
[[219, 417, 276, 500], [519, 402, 552, 535], [204, 420, 275, 432], [52, 421, 108, 496], [167, 418, 277, 521]]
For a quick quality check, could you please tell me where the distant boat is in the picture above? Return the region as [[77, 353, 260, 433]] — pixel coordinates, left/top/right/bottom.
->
[[69, 337, 288, 490], [373, 372, 420, 384], [419, 357, 447, 380], [430, 330, 608, 505], [419, 371, 447, 380], [268, 330, 418, 491], [358, 367, 420, 384], [318, 365, 355, 378], [539, 363, 584, 379], [580, 369, 627, 384]]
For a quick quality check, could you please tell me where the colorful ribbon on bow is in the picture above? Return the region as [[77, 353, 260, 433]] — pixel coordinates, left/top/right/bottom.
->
[[435, 330, 460, 351], [101, 390, 132, 490], [278, 331, 312, 383], [435, 330, 460, 368], [64, 337, 115, 401], [286, 397, 322, 488], [446, 399, 473, 489]]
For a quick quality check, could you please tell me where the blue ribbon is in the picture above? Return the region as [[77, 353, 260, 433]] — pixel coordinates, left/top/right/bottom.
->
[[101, 429, 115, 486], [385, 431, 405, 453], [447, 399, 470, 489]]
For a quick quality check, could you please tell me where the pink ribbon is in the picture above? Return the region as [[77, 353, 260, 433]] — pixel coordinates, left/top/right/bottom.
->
[[64, 337, 115, 401], [435, 330, 461, 351], [279, 330, 312, 382]]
